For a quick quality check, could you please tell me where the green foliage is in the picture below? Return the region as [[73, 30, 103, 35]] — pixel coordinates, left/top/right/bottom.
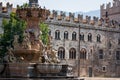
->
[[39, 22, 49, 45], [0, 12, 26, 57]]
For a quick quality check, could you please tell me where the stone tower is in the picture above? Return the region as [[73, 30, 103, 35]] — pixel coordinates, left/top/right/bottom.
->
[[29, 0, 39, 7], [100, 0, 120, 22]]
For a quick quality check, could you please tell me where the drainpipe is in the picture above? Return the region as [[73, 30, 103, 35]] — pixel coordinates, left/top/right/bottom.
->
[[78, 25, 80, 77]]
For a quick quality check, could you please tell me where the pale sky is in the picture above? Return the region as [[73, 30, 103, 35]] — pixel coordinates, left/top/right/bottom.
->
[[1, 0, 113, 12]]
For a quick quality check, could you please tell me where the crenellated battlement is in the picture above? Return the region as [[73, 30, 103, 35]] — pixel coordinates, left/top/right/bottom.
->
[[47, 10, 120, 28], [100, 0, 120, 22], [101, 0, 120, 10], [16, 6, 50, 22], [0, 2, 12, 13]]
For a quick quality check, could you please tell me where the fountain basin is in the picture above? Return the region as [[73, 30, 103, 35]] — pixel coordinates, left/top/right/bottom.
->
[[13, 49, 40, 62], [37, 63, 62, 74]]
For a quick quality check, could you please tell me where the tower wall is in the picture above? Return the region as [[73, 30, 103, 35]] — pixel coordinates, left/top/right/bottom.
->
[[100, 0, 120, 22]]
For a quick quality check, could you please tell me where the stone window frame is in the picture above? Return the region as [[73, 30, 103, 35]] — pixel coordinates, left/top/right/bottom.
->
[[69, 48, 76, 59], [80, 48, 87, 60], [64, 31, 68, 40], [118, 39, 120, 45], [58, 47, 65, 59], [99, 49, 104, 59], [88, 33, 92, 42], [102, 66, 107, 72], [108, 40, 112, 49], [55, 30, 60, 40], [96, 34, 101, 43], [116, 51, 120, 60], [72, 31, 77, 41], [80, 32, 84, 41]]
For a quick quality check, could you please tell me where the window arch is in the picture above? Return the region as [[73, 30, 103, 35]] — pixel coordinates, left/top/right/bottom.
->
[[58, 47, 65, 59], [64, 31, 68, 40], [80, 48, 87, 59], [69, 48, 76, 59], [97, 34, 101, 42], [80, 33, 84, 41], [72, 32, 77, 40], [88, 33, 92, 42], [55, 30, 60, 40]]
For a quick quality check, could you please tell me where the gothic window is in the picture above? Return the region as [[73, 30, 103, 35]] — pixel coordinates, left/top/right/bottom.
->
[[55, 30, 60, 40], [69, 48, 76, 59], [72, 32, 77, 40], [97, 34, 101, 42], [88, 33, 92, 42], [116, 51, 120, 60], [99, 49, 104, 59], [64, 31, 68, 40], [80, 33, 84, 41], [108, 41, 112, 49], [105, 11, 108, 17], [58, 47, 65, 59], [80, 48, 87, 59]]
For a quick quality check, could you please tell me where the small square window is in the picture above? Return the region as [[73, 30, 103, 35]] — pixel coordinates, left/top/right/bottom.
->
[[102, 66, 107, 72]]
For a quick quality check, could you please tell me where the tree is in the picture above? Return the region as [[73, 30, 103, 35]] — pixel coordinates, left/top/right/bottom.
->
[[0, 12, 26, 58], [39, 22, 49, 45]]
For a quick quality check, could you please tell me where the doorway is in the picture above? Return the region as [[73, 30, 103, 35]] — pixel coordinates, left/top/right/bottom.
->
[[88, 67, 92, 77]]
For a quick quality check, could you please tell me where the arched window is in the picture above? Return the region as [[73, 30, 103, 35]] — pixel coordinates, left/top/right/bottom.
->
[[80, 48, 87, 59], [64, 31, 68, 40], [88, 33, 92, 42], [72, 32, 77, 40], [55, 30, 60, 40], [108, 41, 112, 49], [58, 47, 65, 59], [69, 48, 76, 59], [80, 33, 84, 41], [97, 34, 101, 42]]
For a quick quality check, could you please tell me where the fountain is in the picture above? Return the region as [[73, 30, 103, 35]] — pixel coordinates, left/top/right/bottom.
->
[[0, 0, 76, 80]]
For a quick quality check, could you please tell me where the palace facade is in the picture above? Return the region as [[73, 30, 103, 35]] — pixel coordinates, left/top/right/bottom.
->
[[46, 0, 120, 77]]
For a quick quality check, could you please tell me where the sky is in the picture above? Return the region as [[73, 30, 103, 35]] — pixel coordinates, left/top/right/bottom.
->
[[1, 0, 113, 12]]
